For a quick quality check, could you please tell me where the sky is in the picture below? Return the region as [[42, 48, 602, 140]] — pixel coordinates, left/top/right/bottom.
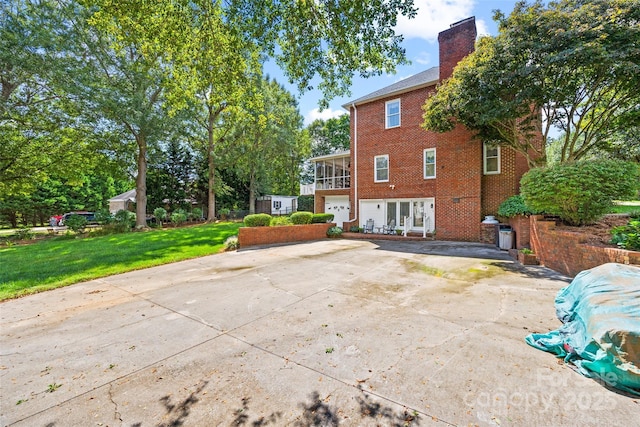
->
[[265, 0, 522, 126]]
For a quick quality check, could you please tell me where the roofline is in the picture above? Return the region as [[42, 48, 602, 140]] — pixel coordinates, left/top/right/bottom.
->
[[308, 151, 351, 162], [341, 76, 439, 110]]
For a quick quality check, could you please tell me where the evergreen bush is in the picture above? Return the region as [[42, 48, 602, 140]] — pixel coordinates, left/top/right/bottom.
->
[[244, 213, 272, 227], [65, 214, 88, 233], [521, 160, 640, 226], [497, 195, 536, 218], [290, 211, 313, 224], [312, 213, 335, 223]]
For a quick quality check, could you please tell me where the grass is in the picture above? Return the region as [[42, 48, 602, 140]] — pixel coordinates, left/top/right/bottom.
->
[[611, 205, 640, 215], [0, 222, 240, 301]]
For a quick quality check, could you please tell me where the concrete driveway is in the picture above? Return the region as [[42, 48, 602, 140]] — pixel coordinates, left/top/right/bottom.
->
[[1, 239, 638, 426]]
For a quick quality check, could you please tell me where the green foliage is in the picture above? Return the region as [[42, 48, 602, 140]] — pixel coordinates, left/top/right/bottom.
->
[[191, 207, 203, 220], [94, 209, 114, 225], [297, 195, 314, 212], [153, 207, 167, 222], [224, 235, 239, 251], [114, 210, 135, 232], [312, 213, 335, 223], [423, 0, 640, 165], [170, 209, 187, 227], [270, 216, 293, 226], [290, 211, 313, 225], [349, 225, 361, 233], [611, 220, 640, 251], [243, 214, 272, 227], [64, 214, 88, 233], [521, 160, 640, 226], [14, 227, 34, 241], [497, 195, 537, 218], [218, 208, 230, 218], [326, 226, 343, 238]]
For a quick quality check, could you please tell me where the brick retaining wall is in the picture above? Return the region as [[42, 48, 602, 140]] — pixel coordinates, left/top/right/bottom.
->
[[238, 223, 334, 248], [530, 215, 640, 277]]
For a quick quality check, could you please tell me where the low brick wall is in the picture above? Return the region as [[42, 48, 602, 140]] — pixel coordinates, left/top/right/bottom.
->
[[238, 223, 334, 247], [530, 215, 640, 277], [509, 215, 531, 249]]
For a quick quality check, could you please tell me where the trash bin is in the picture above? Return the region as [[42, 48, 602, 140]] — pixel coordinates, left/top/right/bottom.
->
[[499, 228, 514, 250], [495, 224, 511, 248]]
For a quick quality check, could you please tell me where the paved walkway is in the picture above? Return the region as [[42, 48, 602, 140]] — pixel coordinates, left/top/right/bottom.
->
[[2, 239, 638, 426]]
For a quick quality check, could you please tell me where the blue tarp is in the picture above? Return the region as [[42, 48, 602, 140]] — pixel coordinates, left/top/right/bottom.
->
[[525, 263, 640, 395]]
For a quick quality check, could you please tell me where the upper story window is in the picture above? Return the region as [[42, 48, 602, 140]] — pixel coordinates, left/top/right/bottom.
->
[[483, 143, 501, 174], [385, 99, 401, 129], [424, 148, 436, 179], [375, 154, 389, 182]]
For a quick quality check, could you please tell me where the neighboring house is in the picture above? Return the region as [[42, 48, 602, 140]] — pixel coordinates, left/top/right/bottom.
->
[[311, 17, 541, 241], [108, 189, 136, 214]]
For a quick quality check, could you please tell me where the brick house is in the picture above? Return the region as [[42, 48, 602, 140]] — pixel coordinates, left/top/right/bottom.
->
[[312, 17, 540, 241]]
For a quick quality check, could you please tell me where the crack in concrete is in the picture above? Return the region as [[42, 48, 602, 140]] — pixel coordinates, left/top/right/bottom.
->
[[108, 382, 123, 424]]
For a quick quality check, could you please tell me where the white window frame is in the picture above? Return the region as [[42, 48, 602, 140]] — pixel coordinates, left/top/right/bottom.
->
[[423, 148, 436, 179], [483, 143, 501, 175], [374, 154, 389, 183], [385, 99, 401, 129]]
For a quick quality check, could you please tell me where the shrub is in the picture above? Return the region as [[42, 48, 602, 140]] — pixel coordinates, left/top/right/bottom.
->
[[191, 207, 203, 220], [14, 226, 33, 240], [114, 210, 135, 232], [349, 225, 361, 233], [521, 160, 640, 226], [224, 235, 239, 251], [244, 213, 272, 227], [171, 209, 187, 227], [497, 195, 537, 218], [326, 226, 343, 238], [611, 220, 640, 251], [64, 214, 88, 233], [312, 213, 335, 223], [218, 208, 230, 219], [94, 209, 114, 224], [270, 216, 293, 226], [153, 207, 167, 225], [290, 211, 313, 225]]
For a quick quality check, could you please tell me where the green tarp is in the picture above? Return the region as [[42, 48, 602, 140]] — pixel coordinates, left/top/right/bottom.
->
[[525, 263, 640, 395]]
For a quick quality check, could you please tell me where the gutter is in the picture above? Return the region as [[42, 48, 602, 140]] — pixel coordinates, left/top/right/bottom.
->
[[348, 102, 358, 224]]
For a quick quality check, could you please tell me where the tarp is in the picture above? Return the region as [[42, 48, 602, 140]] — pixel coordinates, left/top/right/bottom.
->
[[525, 263, 640, 395]]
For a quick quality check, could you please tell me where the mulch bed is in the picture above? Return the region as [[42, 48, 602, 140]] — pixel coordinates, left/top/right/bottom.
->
[[554, 214, 630, 248]]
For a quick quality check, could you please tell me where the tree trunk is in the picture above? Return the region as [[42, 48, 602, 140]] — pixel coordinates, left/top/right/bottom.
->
[[206, 107, 216, 221], [135, 134, 148, 228], [248, 171, 256, 214]]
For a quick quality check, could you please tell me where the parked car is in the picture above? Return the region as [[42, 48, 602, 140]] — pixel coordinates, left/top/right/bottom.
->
[[59, 211, 96, 226]]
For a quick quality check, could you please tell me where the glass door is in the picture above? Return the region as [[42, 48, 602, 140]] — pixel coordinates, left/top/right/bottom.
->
[[413, 201, 424, 228]]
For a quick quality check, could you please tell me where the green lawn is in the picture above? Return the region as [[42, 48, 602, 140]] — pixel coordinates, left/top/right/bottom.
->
[[0, 222, 240, 301], [611, 203, 640, 214]]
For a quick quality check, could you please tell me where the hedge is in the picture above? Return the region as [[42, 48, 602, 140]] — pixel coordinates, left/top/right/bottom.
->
[[290, 211, 313, 225], [311, 213, 335, 223], [244, 213, 272, 227]]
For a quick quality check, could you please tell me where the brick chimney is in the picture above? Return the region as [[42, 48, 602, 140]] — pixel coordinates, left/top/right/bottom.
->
[[438, 17, 477, 81]]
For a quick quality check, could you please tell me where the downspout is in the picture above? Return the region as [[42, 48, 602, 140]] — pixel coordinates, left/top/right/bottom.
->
[[348, 102, 358, 223]]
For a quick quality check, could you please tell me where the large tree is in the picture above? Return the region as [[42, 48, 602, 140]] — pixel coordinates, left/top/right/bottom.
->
[[302, 114, 350, 183], [422, 0, 640, 166], [228, 77, 307, 213], [0, 1, 97, 195]]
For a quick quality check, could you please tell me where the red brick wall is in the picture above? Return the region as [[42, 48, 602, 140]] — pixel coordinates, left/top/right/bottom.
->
[[238, 223, 334, 247], [530, 216, 640, 277], [508, 215, 531, 249]]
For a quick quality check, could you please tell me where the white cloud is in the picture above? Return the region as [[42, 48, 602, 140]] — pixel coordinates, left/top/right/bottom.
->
[[396, 0, 476, 41], [305, 107, 347, 125], [414, 51, 432, 65], [476, 19, 490, 38]]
